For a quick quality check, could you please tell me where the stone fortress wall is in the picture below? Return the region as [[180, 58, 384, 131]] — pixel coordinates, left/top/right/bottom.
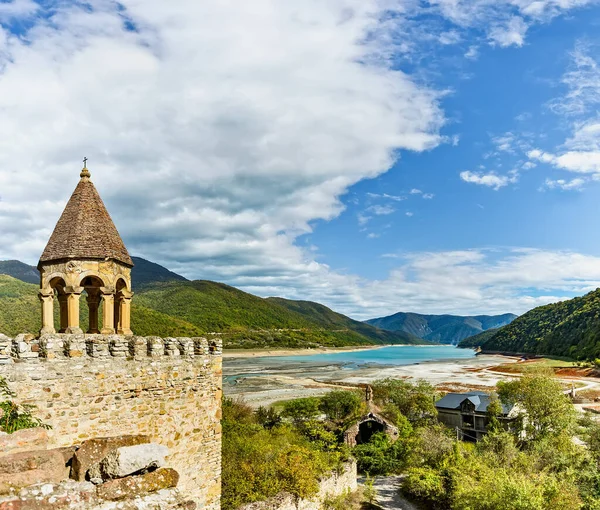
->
[[0, 333, 222, 509]]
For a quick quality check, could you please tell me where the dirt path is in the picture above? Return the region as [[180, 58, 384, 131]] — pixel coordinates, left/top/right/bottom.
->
[[358, 475, 421, 510]]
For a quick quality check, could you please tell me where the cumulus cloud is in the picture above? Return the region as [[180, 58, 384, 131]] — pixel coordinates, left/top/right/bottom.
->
[[0, 1, 446, 289], [0, 1, 597, 320], [329, 248, 600, 318], [460, 170, 517, 189], [528, 121, 600, 175]]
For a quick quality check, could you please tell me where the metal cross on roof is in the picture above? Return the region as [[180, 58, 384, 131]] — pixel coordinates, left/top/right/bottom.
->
[[83, 157, 88, 168]]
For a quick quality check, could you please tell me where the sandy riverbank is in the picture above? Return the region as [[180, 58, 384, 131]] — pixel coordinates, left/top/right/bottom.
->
[[223, 351, 521, 407], [223, 345, 388, 358]]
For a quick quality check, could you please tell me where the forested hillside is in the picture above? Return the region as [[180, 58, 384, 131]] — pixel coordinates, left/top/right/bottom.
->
[[458, 289, 600, 359], [366, 311, 516, 345], [0, 261, 422, 348], [457, 328, 500, 348]]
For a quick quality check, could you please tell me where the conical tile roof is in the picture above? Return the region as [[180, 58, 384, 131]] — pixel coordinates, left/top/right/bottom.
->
[[39, 168, 133, 267]]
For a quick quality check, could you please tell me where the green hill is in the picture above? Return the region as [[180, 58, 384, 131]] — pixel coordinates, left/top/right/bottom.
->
[[134, 280, 422, 348], [456, 328, 500, 349], [366, 311, 517, 345], [0, 262, 423, 348], [457, 289, 600, 360]]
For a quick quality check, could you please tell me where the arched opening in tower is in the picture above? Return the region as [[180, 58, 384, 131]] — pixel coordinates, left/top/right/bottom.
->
[[49, 277, 67, 333], [81, 275, 105, 334], [114, 278, 128, 334]]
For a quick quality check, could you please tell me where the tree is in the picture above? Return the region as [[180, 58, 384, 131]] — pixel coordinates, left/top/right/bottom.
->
[[319, 390, 364, 424], [497, 368, 577, 442], [486, 392, 503, 433], [371, 379, 438, 425], [281, 397, 321, 424]]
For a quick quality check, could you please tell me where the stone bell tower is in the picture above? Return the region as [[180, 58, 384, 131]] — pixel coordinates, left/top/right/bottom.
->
[[38, 160, 134, 336]]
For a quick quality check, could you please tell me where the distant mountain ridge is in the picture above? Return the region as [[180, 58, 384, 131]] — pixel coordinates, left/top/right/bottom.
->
[[0, 257, 422, 348], [365, 311, 517, 345], [0, 260, 39, 285], [0, 257, 188, 289], [458, 288, 600, 360]]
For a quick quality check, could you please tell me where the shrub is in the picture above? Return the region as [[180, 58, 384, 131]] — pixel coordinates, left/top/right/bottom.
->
[[0, 376, 49, 434]]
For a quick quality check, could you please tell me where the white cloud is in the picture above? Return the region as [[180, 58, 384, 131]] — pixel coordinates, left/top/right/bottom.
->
[[439, 30, 462, 45], [465, 45, 479, 59], [339, 248, 600, 318], [366, 192, 406, 201], [410, 188, 422, 194], [529, 46, 600, 184], [367, 232, 380, 239], [422, 193, 435, 199], [515, 111, 532, 122], [428, 0, 597, 48], [405, 211, 414, 217], [492, 132, 517, 153], [543, 177, 586, 191], [0, 1, 598, 320], [528, 123, 600, 174], [366, 204, 396, 216], [0, 1, 447, 298], [0, 0, 37, 20], [489, 16, 528, 47], [460, 170, 516, 190], [548, 43, 600, 117]]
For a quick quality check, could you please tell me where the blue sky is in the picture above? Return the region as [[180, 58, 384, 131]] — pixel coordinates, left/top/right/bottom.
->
[[311, 10, 600, 279], [1, 1, 600, 319]]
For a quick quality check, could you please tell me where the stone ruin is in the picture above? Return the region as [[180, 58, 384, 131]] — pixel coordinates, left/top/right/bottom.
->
[[0, 427, 192, 509], [0, 163, 223, 508], [0, 333, 222, 509]]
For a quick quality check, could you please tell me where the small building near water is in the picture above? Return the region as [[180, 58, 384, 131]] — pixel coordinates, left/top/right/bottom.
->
[[435, 391, 519, 442]]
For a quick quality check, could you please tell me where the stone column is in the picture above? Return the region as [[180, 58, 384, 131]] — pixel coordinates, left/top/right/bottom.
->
[[64, 286, 83, 334], [100, 290, 115, 335], [86, 290, 101, 334], [57, 294, 68, 333], [117, 290, 133, 336], [38, 290, 55, 335]]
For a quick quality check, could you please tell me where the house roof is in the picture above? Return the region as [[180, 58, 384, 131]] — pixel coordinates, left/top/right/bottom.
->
[[39, 167, 133, 267], [435, 391, 513, 415]]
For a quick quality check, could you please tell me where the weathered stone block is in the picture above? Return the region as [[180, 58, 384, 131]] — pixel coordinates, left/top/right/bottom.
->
[[147, 337, 164, 357], [71, 435, 150, 481], [192, 338, 208, 356], [96, 468, 179, 501], [0, 429, 49, 458], [99, 443, 168, 479], [0, 450, 66, 494]]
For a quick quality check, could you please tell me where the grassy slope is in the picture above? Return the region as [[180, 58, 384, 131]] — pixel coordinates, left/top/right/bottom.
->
[[0, 276, 422, 348], [458, 289, 600, 360]]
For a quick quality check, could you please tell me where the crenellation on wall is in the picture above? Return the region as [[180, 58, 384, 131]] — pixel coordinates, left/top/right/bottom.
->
[[0, 334, 222, 509], [0, 334, 222, 364]]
